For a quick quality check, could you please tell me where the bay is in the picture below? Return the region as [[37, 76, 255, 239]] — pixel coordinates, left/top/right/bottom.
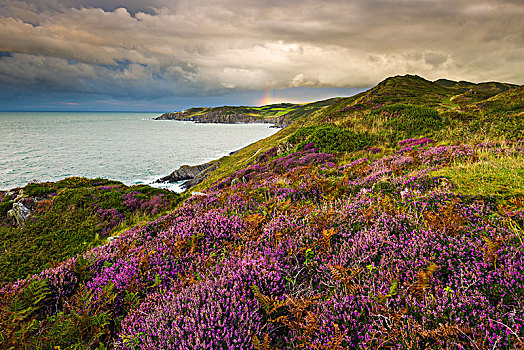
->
[[0, 112, 278, 191]]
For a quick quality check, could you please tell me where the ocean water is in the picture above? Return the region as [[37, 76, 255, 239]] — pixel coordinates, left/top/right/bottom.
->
[[0, 112, 278, 191]]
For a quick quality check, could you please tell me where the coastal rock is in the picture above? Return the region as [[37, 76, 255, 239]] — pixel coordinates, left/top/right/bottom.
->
[[156, 161, 216, 183], [7, 202, 32, 228], [155, 161, 220, 190], [180, 161, 220, 190]]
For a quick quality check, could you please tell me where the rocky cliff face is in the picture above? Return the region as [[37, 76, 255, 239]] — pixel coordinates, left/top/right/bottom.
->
[[155, 160, 220, 190], [179, 161, 220, 190], [5, 191, 35, 228], [7, 202, 32, 227], [155, 111, 289, 127]]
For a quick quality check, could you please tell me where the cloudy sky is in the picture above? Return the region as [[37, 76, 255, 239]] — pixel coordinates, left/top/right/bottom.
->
[[0, 0, 523, 111]]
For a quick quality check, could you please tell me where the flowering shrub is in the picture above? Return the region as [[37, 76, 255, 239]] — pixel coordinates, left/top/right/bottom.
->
[[368, 146, 382, 154], [1, 143, 524, 349]]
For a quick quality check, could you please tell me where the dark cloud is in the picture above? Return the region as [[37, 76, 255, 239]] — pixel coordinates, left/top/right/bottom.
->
[[67, 0, 167, 15], [0, 0, 522, 108], [424, 53, 448, 67]]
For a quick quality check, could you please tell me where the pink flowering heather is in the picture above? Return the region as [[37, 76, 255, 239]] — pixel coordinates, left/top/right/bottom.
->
[[1, 142, 523, 349]]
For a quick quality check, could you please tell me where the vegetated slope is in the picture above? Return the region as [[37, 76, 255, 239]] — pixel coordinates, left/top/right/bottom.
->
[[469, 85, 524, 115], [351, 74, 457, 107], [446, 82, 517, 105], [192, 75, 523, 190], [1, 75, 523, 349], [0, 178, 182, 283]]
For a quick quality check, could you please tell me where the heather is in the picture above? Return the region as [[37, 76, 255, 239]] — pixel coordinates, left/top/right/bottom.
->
[[1, 138, 524, 349], [0, 178, 182, 283], [1, 75, 523, 349]]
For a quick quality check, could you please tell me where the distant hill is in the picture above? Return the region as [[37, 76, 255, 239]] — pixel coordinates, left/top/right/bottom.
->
[[155, 99, 339, 127], [155, 75, 521, 132]]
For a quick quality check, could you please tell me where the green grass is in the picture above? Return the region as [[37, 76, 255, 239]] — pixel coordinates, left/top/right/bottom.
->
[[192, 124, 301, 191], [431, 151, 524, 197]]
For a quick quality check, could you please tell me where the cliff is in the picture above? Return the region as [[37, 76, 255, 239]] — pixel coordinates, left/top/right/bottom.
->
[[155, 160, 220, 189], [156, 109, 290, 127], [154, 100, 338, 128]]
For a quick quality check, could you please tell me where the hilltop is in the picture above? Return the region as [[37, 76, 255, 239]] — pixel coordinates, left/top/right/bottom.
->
[[155, 75, 519, 130], [162, 74, 523, 190], [1, 75, 523, 349]]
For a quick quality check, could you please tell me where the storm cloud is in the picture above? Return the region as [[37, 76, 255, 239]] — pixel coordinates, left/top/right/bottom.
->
[[0, 0, 523, 108]]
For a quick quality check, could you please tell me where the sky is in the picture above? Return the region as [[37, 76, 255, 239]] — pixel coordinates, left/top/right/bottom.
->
[[0, 0, 523, 111]]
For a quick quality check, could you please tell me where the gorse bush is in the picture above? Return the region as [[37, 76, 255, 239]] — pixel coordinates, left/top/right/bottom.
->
[[374, 103, 442, 136], [492, 114, 524, 140], [288, 125, 371, 153]]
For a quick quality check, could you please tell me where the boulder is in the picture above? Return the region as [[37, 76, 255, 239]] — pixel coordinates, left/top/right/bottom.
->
[[7, 202, 32, 228]]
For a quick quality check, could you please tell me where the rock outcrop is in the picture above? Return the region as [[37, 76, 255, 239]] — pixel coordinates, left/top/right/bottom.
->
[[156, 161, 216, 183], [179, 161, 220, 190], [7, 201, 32, 228], [155, 160, 220, 190]]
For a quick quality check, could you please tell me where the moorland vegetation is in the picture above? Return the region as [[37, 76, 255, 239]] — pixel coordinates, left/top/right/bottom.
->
[[1, 75, 523, 349]]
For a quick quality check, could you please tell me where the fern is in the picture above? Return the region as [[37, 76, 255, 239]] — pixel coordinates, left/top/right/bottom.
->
[[328, 264, 363, 296], [251, 285, 286, 318], [1, 279, 50, 348], [482, 236, 501, 268], [253, 333, 272, 350], [409, 263, 439, 300], [424, 199, 465, 235]]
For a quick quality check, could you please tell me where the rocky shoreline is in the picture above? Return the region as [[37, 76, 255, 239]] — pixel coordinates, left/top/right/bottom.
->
[[155, 111, 289, 128], [154, 160, 220, 190], [153, 108, 290, 190]]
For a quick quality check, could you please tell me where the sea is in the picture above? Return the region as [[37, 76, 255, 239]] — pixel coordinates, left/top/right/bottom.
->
[[0, 112, 278, 192]]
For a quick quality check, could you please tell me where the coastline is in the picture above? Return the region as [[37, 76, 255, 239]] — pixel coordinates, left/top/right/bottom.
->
[[0, 112, 278, 192]]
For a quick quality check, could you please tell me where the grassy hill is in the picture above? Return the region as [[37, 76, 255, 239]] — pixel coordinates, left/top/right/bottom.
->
[[192, 75, 523, 191], [1, 75, 523, 349]]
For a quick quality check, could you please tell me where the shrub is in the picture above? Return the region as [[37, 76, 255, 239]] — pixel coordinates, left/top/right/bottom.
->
[[289, 126, 371, 154], [0, 200, 13, 218], [23, 183, 56, 198], [492, 114, 524, 141], [374, 104, 442, 139]]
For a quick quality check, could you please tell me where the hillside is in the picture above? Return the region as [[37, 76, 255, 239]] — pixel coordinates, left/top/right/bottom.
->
[[0, 178, 183, 283], [1, 75, 523, 349], [184, 75, 523, 190]]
